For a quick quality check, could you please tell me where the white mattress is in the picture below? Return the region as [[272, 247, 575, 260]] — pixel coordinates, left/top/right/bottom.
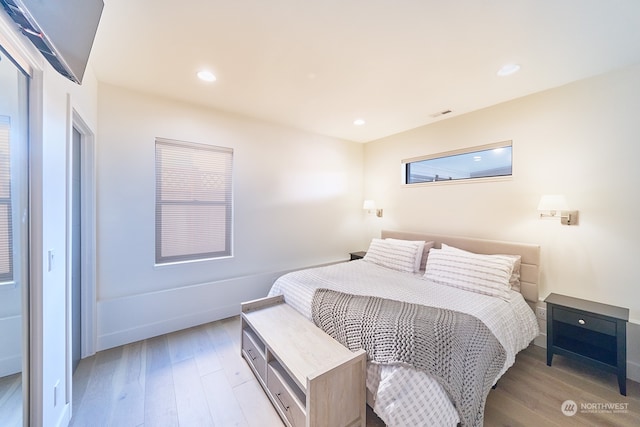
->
[[268, 260, 539, 427]]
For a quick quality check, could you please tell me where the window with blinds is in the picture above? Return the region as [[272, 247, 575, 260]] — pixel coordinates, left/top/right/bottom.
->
[[0, 116, 13, 282], [155, 138, 233, 264]]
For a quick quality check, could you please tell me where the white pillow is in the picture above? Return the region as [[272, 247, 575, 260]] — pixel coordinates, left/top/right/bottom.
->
[[505, 255, 521, 291], [424, 246, 517, 301], [386, 238, 434, 271], [384, 238, 427, 272], [441, 244, 522, 290], [363, 238, 424, 273]]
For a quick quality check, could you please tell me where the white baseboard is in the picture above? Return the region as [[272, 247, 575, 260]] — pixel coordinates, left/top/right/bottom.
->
[[0, 355, 21, 377], [533, 333, 547, 349], [96, 269, 290, 351], [0, 314, 22, 376], [629, 360, 640, 383], [97, 303, 240, 351]]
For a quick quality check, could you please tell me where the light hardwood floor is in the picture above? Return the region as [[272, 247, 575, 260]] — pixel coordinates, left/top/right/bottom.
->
[[0, 372, 22, 427], [69, 316, 640, 427]]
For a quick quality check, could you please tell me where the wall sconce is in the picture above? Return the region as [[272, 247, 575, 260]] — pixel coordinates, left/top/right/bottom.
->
[[537, 194, 579, 225], [363, 200, 383, 218]]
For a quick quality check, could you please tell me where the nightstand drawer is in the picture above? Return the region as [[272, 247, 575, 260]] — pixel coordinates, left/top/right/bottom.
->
[[553, 307, 616, 336]]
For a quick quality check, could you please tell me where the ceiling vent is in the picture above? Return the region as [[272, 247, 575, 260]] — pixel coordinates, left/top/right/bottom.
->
[[429, 109, 453, 118]]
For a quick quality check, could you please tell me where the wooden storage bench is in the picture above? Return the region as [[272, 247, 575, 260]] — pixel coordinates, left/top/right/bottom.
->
[[241, 295, 367, 427]]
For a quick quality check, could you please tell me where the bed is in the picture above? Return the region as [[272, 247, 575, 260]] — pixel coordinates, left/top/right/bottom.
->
[[268, 230, 540, 427]]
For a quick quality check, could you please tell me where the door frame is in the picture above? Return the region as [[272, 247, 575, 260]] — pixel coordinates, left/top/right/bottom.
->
[[64, 100, 97, 409]]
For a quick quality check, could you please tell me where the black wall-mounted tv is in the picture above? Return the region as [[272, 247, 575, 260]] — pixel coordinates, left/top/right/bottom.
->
[[1, 0, 104, 84]]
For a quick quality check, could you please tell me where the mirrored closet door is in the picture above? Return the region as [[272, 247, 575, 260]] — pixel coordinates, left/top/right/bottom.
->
[[0, 44, 30, 427]]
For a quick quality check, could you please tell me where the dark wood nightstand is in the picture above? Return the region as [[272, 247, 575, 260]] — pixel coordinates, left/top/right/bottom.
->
[[545, 293, 629, 395], [349, 251, 366, 261]]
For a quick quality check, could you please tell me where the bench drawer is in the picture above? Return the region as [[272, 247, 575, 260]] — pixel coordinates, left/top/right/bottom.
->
[[267, 362, 306, 427], [242, 329, 266, 381]]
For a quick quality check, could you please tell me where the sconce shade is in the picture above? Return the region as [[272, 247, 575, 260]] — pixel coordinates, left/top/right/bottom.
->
[[363, 199, 383, 217], [537, 194, 578, 225], [537, 195, 569, 212], [363, 200, 376, 210]]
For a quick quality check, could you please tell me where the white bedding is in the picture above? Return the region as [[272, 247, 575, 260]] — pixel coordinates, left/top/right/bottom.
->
[[268, 260, 539, 427]]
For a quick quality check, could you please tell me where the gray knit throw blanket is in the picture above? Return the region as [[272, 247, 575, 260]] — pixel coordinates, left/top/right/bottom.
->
[[311, 288, 506, 427]]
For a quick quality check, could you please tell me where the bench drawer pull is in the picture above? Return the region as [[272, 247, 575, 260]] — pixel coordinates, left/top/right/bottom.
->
[[275, 392, 290, 411]]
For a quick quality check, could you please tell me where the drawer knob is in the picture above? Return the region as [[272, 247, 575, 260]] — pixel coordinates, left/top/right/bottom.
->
[[578, 319, 586, 325]]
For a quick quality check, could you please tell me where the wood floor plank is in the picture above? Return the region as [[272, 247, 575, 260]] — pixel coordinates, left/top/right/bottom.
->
[[204, 321, 255, 388], [70, 353, 96, 415], [233, 378, 284, 427], [221, 316, 242, 348], [144, 335, 178, 427], [69, 346, 122, 426], [493, 364, 590, 426], [107, 341, 146, 427], [168, 327, 195, 364], [201, 369, 249, 427], [0, 373, 22, 427], [485, 387, 556, 427], [191, 324, 223, 377], [172, 357, 214, 427]]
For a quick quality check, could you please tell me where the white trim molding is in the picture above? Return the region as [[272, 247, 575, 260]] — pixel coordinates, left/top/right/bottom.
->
[[97, 270, 287, 351]]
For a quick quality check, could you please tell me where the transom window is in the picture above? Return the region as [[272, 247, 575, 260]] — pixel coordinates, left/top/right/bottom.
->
[[155, 138, 233, 264], [403, 141, 512, 185]]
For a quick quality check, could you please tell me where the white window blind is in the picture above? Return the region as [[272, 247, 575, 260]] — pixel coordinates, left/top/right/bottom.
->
[[155, 138, 233, 264], [0, 116, 13, 282]]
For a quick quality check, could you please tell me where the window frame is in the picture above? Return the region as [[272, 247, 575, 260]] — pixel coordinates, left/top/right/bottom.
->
[[402, 140, 513, 186], [155, 137, 233, 265]]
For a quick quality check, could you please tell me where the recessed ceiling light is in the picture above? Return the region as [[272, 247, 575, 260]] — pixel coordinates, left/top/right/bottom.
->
[[197, 70, 216, 82], [497, 63, 521, 77], [473, 156, 482, 162], [353, 119, 366, 126]]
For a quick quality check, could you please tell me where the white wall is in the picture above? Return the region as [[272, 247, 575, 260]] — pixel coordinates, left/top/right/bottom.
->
[[96, 84, 365, 350], [363, 64, 640, 380]]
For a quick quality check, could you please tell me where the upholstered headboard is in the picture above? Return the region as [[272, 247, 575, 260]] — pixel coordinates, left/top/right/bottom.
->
[[381, 230, 540, 305]]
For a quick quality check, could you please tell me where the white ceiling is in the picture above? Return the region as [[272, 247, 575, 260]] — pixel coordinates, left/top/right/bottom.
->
[[89, 0, 640, 143]]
